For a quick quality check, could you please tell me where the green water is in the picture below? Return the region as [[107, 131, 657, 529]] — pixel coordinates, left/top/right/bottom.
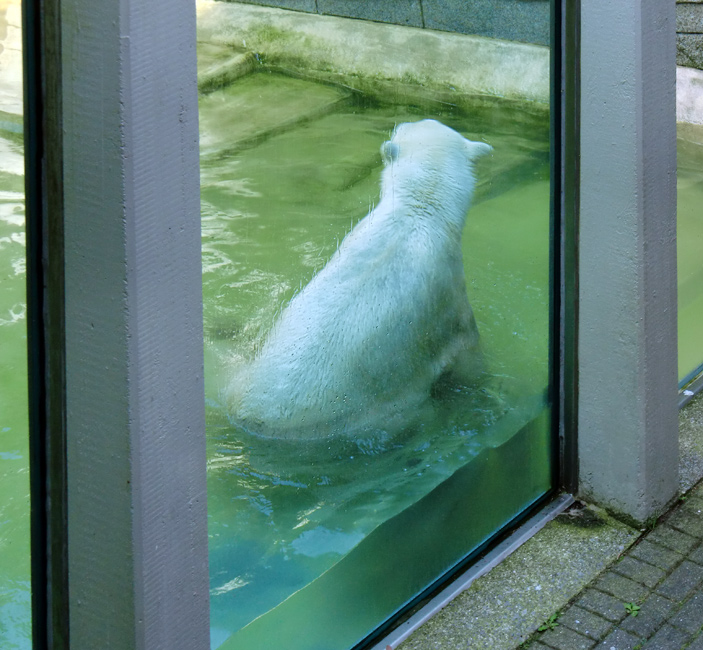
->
[[0, 110, 30, 649], [678, 123, 703, 385], [200, 71, 554, 649]]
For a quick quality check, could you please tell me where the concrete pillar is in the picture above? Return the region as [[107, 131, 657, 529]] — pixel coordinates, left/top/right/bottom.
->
[[579, 0, 679, 524], [61, 1, 209, 647]]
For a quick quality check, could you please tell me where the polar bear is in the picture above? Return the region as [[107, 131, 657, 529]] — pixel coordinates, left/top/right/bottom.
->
[[226, 119, 492, 438]]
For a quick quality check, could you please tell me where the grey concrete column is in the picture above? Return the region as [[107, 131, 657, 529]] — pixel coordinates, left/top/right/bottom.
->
[[62, 1, 209, 648], [579, 0, 679, 523]]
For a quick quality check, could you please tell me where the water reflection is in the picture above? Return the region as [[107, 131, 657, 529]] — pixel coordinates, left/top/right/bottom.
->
[[200, 72, 553, 649], [0, 2, 30, 649]]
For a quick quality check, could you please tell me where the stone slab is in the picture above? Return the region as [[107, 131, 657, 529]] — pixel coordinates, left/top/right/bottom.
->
[[423, 0, 550, 46], [576, 589, 629, 624], [196, 1, 550, 104], [197, 42, 259, 92], [669, 591, 703, 633], [619, 593, 677, 639], [317, 0, 423, 27], [597, 628, 640, 650], [644, 623, 692, 650], [396, 506, 637, 650], [629, 540, 684, 572], [678, 35, 703, 70], [612, 556, 667, 589], [677, 3, 703, 32], [593, 572, 650, 603], [647, 525, 698, 554], [559, 605, 613, 640], [655, 560, 703, 601], [680, 391, 703, 487], [225, 0, 317, 11], [537, 624, 595, 650], [667, 508, 703, 537], [198, 72, 349, 157]]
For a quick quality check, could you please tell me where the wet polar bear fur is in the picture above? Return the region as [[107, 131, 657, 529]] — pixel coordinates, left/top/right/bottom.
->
[[226, 119, 492, 439]]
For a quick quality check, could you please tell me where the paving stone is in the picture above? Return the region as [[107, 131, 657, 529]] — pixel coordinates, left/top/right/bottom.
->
[[647, 525, 699, 554], [681, 500, 703, 517], [629, 540, 684, 572], [690, 543, 703, 565], [612, 556, 667, 589], [640, 623, 691, 649], [594, 572, 650, 603], [667, 508, 703, 538], [595, 627, 639, 649], [538, 624, 596, 650], [685, 631, 703, 650], [576, 589, 628, 623], [619, 593, 677, 639], [668, 590, 703, 634], [683, 491, 703, 511], [559, 605, 613, 640], [529, 643, 555, 650], [655, 560, 703, 601]]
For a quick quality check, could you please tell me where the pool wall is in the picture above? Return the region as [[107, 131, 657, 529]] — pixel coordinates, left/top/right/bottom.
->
[[677, 0, 703, 70], [218, 0, 550, 45], [196, 1, 549, 104]]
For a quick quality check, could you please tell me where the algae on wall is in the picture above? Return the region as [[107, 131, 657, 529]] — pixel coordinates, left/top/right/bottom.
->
[[222, 0, 551, 45]]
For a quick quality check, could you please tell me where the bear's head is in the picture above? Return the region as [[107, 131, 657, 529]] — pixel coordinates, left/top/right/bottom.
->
[[381, 119, 492, 167], [379, 120, 492, 222]]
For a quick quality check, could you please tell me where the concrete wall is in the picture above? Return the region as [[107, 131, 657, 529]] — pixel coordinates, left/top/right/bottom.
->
[[222, 0, 551, 45], [579, 0, 679, 524], [225, 0, 703, 66], [61, 0, 210, 646], [197, 2, 550, 104], [678, 0, 703, 70]]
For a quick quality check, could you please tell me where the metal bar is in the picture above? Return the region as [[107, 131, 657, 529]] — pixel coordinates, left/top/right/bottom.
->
[[558, 0, 581, 494], [22, 0, 70, 646], [680, 368, 703, 409]]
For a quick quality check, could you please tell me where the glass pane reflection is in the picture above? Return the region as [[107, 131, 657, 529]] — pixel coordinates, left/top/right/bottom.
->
[[197, 2, 554, 648], [0, 1, 31, 647], [677, 123, 703, 385]]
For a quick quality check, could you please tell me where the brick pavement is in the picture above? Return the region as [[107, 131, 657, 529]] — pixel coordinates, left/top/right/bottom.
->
[[523, 482, 703, 650]]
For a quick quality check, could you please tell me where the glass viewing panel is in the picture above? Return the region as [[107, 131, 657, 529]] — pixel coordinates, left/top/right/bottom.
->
[[677, 122, 703, 387], [197, 1, 555, 648], [0, 0, 31, 647]]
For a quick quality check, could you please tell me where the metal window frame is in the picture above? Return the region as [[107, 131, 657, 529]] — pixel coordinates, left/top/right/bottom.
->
[[23, 0, 69, 646]]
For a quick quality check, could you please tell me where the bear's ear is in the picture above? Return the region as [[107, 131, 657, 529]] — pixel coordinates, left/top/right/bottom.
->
[[381, 141, 400, 164], [467, 141, 493, 159]]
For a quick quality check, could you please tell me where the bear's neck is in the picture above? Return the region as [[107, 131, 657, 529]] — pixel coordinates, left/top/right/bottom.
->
[[380, 159, 475, 231]]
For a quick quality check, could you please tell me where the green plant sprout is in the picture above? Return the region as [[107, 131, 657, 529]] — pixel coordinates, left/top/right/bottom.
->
[[538, 612, 560, 631], [624, 602, 641, 617]]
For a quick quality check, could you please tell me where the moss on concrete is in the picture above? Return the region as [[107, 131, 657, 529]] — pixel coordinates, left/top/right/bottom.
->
[[680, 391, 703, 493], [396, 504, 638, 650], [196, 0, 550, 105]]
